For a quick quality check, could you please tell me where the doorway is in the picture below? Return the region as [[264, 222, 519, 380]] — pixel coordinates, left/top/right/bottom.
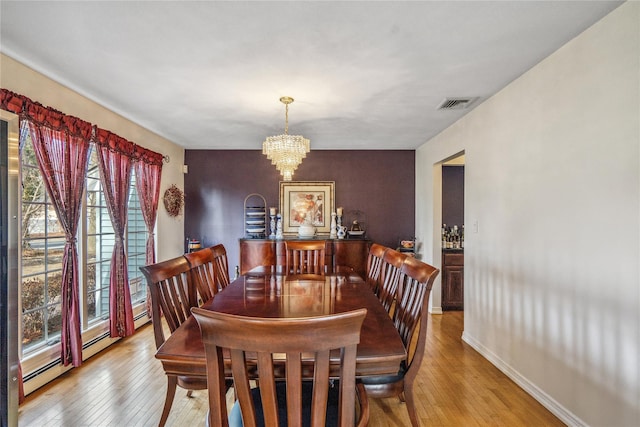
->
[[441, 154, 464, 311]]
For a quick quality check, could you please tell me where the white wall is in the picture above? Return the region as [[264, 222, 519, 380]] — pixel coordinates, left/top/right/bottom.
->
[[416, 3, 639, 426], [0, 54, 185, 261]]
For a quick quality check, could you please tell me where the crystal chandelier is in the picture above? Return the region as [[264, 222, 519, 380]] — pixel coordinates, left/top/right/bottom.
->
[[262, 96, 310, 181]]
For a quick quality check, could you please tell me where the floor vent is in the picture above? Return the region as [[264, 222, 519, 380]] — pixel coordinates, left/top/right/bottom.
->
[[438, 97, 478, 110]]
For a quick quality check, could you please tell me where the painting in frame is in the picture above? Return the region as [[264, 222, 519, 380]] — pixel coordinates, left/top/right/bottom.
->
[[279, 181, 335, 235]]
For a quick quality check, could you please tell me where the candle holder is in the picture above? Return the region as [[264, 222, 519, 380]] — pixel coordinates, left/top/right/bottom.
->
[[329, 212, 337, 238], [275, 214, 283, 239], [269, 214, 276, 239]]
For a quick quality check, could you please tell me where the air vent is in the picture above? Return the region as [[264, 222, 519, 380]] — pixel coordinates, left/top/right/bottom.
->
[[437, 97, 478, 110]]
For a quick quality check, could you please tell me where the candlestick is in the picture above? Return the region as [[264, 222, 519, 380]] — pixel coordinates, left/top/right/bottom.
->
[[269, 214, 276, 238], [330, 212, 337, 238], [270, 207, 277, 216], [336, 207, 343, 217], [275, 214, 283, 239]]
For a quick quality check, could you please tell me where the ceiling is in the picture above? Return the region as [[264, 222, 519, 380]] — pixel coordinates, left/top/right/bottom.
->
[[0, 1, 622, 150]]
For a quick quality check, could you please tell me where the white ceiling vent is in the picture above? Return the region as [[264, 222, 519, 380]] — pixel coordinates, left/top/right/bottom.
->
[[437, 97, 478, 110]]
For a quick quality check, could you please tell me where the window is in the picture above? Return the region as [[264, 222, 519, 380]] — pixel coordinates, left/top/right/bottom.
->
[[126, 173, 147, 304], [20, 134, 65, 352], [20, 138, 149, 357], [85, 150, 113, 324]]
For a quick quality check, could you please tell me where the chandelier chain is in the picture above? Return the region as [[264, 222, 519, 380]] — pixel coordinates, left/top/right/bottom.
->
[[284, 103, 289, 135]]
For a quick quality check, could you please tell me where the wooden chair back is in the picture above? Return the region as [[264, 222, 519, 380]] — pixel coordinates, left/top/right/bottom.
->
[[365, 243, 388, 293], [395, 256, 439, 373], [184, 247, 218, 304], [140, 256, 208, 426], [284, 240, 326, 275], [192, 308, 369, 427], [140, 256, 197, 349], [210, 244, 231, 289], [363, 256, 439, 427], [376, 248, 407, 314]]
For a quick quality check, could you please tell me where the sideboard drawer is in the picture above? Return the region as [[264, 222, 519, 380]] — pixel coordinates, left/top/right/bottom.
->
[[443, 252, 464, 266]]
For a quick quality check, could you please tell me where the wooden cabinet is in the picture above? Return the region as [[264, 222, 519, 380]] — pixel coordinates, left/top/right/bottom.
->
[[239, 239, 276, 274], [331, 240, 370, 278], [240, 238, 370, 278], [442, 249, 464, 310]]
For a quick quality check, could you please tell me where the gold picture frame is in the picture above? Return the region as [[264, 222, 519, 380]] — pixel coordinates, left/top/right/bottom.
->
[[279, 181, 335, 235]]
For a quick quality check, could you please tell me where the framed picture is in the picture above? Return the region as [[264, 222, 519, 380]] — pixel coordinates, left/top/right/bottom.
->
[[279, 181, 335, 235]]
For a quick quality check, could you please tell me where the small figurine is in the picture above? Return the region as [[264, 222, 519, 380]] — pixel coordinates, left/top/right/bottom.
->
[[275, 214, 283, 239], [330, 212, 337, 238]]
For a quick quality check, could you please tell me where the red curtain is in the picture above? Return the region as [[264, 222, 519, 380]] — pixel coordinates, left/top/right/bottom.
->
[[134, 148, 163, 266], [23, 102, 92, 367], [134, 153, 163, 317], [2, 87, 166, 371], [94, 128, 135, 338]]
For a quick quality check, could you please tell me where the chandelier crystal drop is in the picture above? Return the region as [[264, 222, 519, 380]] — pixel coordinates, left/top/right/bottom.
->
[[262, 96, 310, 181]]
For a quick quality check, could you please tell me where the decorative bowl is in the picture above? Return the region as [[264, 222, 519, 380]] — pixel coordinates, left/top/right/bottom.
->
[[400, 240, 414, 249], [298, 223, 316, 237]]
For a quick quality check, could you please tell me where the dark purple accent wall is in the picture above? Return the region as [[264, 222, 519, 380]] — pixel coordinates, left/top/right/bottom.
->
[[442, 165, 465, 229], [184, 150, 415, 273]]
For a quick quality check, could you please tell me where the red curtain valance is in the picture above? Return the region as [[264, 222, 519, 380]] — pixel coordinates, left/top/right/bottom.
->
[[92, 127, 163, 166], [26, 102, 93, 139], [0, 88, 26, 114], [1, 88, 164, 165]]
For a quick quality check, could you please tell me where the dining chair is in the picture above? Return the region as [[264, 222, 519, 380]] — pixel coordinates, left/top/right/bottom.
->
[[284, 240, 326, 275], [365, 243, 388, 293], [362, 256, 439, 427], [185, 248, 218, 304], [140, 256, 206, 427], [210, 243, 231, 288], [191, 307, 370, 427], [376, 248, 407, 315]]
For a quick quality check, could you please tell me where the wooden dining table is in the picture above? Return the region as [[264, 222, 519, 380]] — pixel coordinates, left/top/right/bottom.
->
[[155, 270, 406, 380]]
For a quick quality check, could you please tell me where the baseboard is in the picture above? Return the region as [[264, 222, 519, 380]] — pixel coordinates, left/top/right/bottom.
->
[[24, 313, 151, 396], [461, 331, 586, 427], [429, 306, 443, 315]]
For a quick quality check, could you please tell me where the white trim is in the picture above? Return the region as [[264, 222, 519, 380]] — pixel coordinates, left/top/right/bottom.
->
[[461, 331, 587, 427], [23, 308, 150, 395], [429, 306, 443, 315]]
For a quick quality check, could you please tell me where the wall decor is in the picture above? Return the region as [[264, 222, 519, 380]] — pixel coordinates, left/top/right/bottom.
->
[[163, 184, 184, 217], [279, 181, 334, 235]]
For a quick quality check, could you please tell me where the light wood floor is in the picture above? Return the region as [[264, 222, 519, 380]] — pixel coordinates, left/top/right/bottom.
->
[[18, 311, 564, 426]]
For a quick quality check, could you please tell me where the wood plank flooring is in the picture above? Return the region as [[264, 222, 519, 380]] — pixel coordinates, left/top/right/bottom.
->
[[18, 311, 564, 426]]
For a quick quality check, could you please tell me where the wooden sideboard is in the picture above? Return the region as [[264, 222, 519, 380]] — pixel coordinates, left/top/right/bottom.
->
[[239, 238, 371, 278], [442, 249, 464, 310]]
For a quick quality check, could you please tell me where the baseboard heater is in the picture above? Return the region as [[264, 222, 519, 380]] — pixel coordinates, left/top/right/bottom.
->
[[24, 311, 149, 382]]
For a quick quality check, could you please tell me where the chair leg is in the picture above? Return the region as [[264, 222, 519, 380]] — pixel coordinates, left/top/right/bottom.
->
[[159, 375, 178, 427], [403, 383, 420, 427], [186, 390, 193, 398]]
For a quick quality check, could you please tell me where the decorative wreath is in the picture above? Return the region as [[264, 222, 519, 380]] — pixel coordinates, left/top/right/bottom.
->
[[163, 184, 184, 217]]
